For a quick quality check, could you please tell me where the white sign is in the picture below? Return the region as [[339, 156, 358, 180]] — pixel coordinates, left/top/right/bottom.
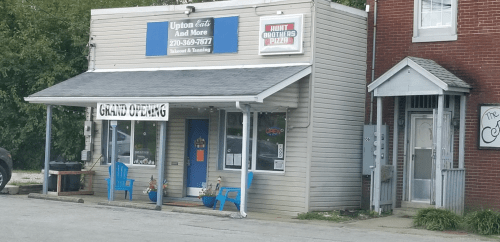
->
[[97, 103, 169, 121], [480, 105, 500, 149], [259, 14, 303, 55]]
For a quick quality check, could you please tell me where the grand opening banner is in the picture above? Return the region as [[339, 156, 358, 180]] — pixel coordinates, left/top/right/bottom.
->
[[97, 103, 169, 121]]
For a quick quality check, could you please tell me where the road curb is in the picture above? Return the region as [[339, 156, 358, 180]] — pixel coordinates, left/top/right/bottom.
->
[[28, 193, 84, 203], [171, 207, 235, 218], [98, 201, 161, 211]]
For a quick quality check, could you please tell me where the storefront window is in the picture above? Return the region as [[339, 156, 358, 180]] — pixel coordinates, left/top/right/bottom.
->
[[224, 112, 286, 172], [133, 121, 157, 165], [105, 120, 157, 166], [256, 113, 286, 171], [225, 112, 253, 169]]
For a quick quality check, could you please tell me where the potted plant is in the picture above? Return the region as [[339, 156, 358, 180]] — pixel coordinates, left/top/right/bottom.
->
[[198, 184, 217, 208], [143, 175, 167, 202]]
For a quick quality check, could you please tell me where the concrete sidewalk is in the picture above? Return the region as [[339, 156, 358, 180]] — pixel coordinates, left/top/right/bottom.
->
[[21, 193, 499, 241]]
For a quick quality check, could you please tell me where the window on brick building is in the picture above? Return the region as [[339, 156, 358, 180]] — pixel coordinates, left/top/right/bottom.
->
[[413, 0, 457, 42]]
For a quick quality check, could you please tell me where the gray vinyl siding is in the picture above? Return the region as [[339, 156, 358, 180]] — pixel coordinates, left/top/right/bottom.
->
[[89, 0, 313, 70], [308, 0, 367, 211], [252, 79, 301, 111], [207, 76, 310, 216]]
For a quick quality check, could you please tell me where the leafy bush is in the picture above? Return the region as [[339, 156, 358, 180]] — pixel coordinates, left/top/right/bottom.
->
[[413, 208, 462, 231], [465, 209, 500, 235]]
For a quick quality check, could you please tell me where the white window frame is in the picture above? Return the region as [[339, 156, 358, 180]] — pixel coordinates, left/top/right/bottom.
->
[[105, 120, 158, 167], [413, 0, 458, 43], [223, 111, 286, 173]]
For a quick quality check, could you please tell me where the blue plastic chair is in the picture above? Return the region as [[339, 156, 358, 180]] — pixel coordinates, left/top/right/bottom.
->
[[105, 162, 135, 200], [213, 172, 253, 211]]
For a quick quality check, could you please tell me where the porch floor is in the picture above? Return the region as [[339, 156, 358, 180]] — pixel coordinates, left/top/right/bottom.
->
[[29, 193, 243, 214]]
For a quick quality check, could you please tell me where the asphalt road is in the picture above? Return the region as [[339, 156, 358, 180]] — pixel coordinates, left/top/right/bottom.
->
[[0, 195, 493, 242]]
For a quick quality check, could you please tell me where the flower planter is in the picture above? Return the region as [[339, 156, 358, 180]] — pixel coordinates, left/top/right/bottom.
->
[[202, 196, 216, 208], [148, 191, 157, 202]]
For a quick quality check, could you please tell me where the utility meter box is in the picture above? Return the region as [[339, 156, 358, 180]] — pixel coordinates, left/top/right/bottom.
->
[[81, 150, 91, 162], [84, 121, 93, 136], [362, 125, 389, 176]]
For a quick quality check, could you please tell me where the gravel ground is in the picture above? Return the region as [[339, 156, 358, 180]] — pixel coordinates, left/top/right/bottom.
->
[[7, 172, 44, 184]]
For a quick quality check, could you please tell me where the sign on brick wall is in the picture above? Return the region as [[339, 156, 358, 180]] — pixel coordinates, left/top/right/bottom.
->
[[479, 104, 500, 149]]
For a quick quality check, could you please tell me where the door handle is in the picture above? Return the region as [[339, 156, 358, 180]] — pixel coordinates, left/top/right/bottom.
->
[[187, 157, 190, 166]]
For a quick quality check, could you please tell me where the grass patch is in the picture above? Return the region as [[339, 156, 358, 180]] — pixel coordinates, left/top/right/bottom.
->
[[465, 209, 500, 235], [297, 210, 390, 222], [9, 182, 42, 186], [414, 208, 462, 231], [13, 170, 41, 174]]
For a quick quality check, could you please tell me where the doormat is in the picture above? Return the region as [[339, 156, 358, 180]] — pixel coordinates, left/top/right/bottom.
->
[[163, 202, 203, 207]]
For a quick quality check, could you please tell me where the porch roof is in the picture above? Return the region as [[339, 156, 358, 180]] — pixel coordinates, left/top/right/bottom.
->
[[367, 56, 471, 97], [24, 64, 311, 107]]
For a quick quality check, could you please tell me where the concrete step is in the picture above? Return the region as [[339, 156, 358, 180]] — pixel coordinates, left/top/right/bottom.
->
[[1, 184, 42, 195], [401, 201, 434, 209], [393, 207, 420, 217], [18, 185, 43, 194], [1, 185, 20, 194], [394, 201, 435, 217]]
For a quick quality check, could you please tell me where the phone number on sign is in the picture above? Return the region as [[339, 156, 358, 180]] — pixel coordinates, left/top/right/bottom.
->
[[169, 38, 213, 47]]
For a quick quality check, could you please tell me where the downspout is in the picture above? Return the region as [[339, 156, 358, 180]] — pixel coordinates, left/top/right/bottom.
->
[[236, 101, 250, 217], [369, 0, 378, 125]]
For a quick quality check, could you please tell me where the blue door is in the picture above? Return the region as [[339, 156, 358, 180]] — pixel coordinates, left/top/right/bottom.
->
[[186, 119, 209, 196]]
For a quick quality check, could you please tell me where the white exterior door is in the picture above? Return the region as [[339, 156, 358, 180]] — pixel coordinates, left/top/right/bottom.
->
[[409, 114, 434, 202]]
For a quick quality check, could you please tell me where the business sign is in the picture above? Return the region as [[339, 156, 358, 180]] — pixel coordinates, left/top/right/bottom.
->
[[167, 18, 214, 55], [479, 104, 500, 149], [146, 16, 239, 56], [96, 103, 169, 121], [259, 14, 303, 55]]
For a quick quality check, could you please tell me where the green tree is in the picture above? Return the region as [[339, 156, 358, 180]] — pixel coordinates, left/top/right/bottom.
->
[[331, 0, 365, 10], [0, 0, 175, 169]]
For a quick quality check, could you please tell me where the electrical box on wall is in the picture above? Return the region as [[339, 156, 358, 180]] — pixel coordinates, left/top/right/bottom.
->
[[362, 125, 389, 176], [81, 150, 91, 162], [84, 121, 93, 136]]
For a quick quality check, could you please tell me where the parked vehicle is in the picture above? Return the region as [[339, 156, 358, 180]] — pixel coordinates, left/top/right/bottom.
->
[[0, 148, 13, 191]]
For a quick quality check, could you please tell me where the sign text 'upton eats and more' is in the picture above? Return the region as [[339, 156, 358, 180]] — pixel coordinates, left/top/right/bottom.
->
[[167, 18, 214, 55]]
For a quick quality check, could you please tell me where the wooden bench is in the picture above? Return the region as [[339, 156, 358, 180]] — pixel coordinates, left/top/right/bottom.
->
[[45, 170, 95, 196]]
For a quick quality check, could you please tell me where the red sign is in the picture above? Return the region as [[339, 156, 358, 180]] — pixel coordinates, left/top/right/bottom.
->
[[262, 23, 297, 46], [266, 127, 282, 136]]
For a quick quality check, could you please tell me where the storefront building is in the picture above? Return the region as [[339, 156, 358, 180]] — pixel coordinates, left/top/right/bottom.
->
[[25, 0, 368, 216], [365, 0, 500, 214]]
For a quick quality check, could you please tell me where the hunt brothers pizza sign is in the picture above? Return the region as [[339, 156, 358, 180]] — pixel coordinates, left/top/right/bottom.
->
[[259, 14, 303, 55], [262, 23, 297, 46]]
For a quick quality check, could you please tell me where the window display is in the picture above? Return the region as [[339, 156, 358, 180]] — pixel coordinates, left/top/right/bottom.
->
[[224, 112, 286, 171], [105, 120, 157, 166]]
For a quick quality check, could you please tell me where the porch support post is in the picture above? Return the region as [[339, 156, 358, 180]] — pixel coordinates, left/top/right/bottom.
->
[[392, 97, 399, 210], [373, 97, 382, 213], [157, 121, 167, 207], [240, 104, 251, 217], [459, 95, 466, 169], [109, 120, 117, 201], [435, 95, 444, 207], [42, 105, 52, 195]]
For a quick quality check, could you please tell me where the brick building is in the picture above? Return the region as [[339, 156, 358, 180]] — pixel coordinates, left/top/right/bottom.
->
[[365, 0, 500, 213]]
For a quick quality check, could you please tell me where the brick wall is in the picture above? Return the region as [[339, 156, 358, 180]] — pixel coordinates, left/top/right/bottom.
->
[[364, 0, 500, 210]]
